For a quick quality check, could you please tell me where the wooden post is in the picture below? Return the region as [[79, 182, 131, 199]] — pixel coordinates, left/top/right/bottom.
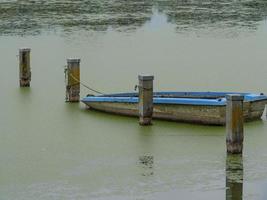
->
[[226, 94, 244, 154], [65, 58, 80, 102], [19, 48, 31, 87], [138, 75, 154, 125], [260, 93, 267, 119]]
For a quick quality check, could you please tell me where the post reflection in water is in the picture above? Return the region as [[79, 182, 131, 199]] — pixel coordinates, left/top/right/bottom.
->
[[226, 154, 243, 200], [139, 155, 154, 177], [137, 126, 155, 177]]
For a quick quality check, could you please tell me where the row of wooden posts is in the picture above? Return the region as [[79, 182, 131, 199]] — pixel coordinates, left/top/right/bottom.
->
[[19, 48, 244, 154]]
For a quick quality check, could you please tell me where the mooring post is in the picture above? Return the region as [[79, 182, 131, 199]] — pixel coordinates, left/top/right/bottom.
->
[[138, 75, 154, 125], [19, 48, 31, 87], [65, 58, 80, 102], [226, 94, 244, 154]]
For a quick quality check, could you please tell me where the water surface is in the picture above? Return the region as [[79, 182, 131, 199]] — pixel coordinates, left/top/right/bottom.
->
[[1, 1, 267, 199]]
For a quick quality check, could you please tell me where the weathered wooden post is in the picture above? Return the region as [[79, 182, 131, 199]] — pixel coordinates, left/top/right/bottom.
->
[[19, 48, 31, 87], [65, 58, 80, 102], [226, 94, 244, 154], [138, 75, 154, 125]]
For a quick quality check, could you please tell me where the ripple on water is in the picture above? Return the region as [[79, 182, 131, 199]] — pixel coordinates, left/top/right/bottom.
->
[[0, 0, 267, 36]]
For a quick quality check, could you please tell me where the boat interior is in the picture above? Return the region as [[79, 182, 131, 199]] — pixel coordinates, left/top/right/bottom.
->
[[98, 92, 247, 99]]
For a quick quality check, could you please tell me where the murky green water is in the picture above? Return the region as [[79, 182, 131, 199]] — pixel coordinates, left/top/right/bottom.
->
[[1, 1, 267, 199]]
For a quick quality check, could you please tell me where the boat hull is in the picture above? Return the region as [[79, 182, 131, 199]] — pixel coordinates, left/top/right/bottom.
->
[[83, 100, 267, 125]]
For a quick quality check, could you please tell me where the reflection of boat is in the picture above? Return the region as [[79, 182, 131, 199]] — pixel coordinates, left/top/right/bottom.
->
[[81, 92, 267, 125]]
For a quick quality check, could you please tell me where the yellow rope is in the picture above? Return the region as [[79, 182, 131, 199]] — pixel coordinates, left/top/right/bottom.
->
[[68, 72, 105, 95]]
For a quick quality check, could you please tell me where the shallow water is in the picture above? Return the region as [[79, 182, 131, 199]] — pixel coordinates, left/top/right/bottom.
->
[[0, 0, 267, 199]]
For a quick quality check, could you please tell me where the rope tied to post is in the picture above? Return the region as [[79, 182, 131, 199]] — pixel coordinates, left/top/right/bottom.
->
[[64, 66, 105, 95], [134, 85, 153, 91]]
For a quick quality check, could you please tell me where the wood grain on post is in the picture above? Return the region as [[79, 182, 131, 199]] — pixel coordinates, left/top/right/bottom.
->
[[19, 48, 31, 87], [66, 58, 80, 102], [226, 94, 244, 154], [138, 75, 154, 125]]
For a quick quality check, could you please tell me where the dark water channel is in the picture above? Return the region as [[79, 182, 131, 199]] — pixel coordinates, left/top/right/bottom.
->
[[0, 0, 267, 199]]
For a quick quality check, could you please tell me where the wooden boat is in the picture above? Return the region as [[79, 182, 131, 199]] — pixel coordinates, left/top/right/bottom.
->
[[81, 92, 267, 125]]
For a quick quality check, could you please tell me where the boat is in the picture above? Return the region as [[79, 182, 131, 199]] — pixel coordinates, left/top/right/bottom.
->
[[81, 92, 267, 125]]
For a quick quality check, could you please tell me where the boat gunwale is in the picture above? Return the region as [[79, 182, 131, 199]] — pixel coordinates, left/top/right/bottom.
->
[[82, 92, 267, 106]]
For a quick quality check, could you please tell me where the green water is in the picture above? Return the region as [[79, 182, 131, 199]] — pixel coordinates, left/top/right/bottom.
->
[[1, 1, 267, 199]]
